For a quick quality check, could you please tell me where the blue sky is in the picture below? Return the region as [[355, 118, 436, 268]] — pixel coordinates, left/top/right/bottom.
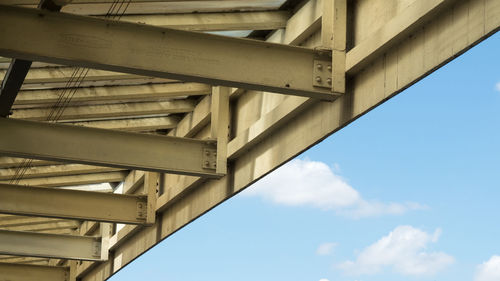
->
[[110, 31, 500, 281]]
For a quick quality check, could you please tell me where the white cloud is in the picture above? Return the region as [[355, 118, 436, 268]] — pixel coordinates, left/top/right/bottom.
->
[[495, 82, 500, 92], [475, 255, 500, 281], [318, 279, 330, 281], [316, 242, 337, 256], [242, 159, 426, 218], [338, 225, 454, 276]]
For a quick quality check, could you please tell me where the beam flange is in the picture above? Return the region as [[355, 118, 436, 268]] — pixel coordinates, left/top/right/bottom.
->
[[0, 262, 69, 281], [0, 171, 127, 187], [0, 5, 338, 100], [0, 118, 221, 177], [0, 183, 152, 225], [0, 230, 102, 261]]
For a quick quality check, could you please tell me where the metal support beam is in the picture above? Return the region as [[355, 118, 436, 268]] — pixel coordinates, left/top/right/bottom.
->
[[116, 11, 291, 31], [0, 0, 71, 117], [321, 0, 346, 94], [0, 183, 152, 224], [0, 5, 338, 100], [11, 99, 196, 122], [0, 262, 69, 281], [0, 59, 32, 117], [0, 230, 103, 261], [1, 220, 80, 232], [211, 86, 230, 174], [0, 118, 221, 177], [0, 163, 123, 180], [0, 171, 127, 187], [14, 82, 210, 107]]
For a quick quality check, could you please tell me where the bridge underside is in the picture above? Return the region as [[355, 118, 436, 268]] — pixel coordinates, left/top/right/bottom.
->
[[0, 0, 498, 280]]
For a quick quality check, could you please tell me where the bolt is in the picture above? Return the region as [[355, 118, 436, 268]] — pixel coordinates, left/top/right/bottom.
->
[[316, 63, 323, 70], [315, 76, 322, 83]]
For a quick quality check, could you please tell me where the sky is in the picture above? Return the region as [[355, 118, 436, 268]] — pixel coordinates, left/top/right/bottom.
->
[[109, 31, 500, 281]]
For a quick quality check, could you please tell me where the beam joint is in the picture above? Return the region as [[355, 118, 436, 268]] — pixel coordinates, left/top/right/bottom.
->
[[0, 183, 154, 225], [0, 5, 338, 100], [0, 118, 222, 177]]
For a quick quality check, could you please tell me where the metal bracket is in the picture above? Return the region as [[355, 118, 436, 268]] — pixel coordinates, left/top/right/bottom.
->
[[202, 147, 217, 170], [312, 59, 333, 89], [136, 201, 147, 220], [92, 240, 101, 258]]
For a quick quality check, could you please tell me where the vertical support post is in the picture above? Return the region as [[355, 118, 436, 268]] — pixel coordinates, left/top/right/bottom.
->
[[99, 223, 112, 261], [144, 172, 159, 225], [68, 260, 77, 281], [322, 0, 347, 94], [211, 86, 230, 175]]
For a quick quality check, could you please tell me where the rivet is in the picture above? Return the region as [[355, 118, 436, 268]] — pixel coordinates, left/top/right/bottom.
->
[[316, 64, 323, 70], [327, 65, 332, 71], [315, 76, 322, 83], [327, 78, 332, 85]]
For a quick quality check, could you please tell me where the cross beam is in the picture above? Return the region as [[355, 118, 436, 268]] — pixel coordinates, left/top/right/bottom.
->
[[0, 118, 221, 177], [0, 262, 69, 281], [0, 230, 103, 261], [0, 171, 127, 187], [0, 183, 154, 225], [0, 5, 338, 100]]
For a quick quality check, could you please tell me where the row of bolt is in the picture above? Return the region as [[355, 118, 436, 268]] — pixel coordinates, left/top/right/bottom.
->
[[316, 63, 332, 85]]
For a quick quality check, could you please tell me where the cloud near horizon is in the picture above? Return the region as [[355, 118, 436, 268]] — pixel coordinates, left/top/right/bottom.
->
[[242, 159, 426, 218], [475, 255, 500, 281], [338, 225, 454, 276]]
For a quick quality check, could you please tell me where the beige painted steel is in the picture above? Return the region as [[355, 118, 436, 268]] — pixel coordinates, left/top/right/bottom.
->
[[210, 87, 230, 174], [0, 0, 498, 280], [321, 0, 346, 93], [0, 262, 69, 281], [0, 157, 55, 169], [0, 230, 102, 261], [11, 99, 196, 121], [0, 118, 220, 177], [0, 171, 127, 187], [116, 11, 290, 31], [75, 0, 500, 280], [346, 0, 456, 74], [0, 216, 69, 227], [0, 183, 150, 224], [1, 220, 80, 232], [0, 163, 123, 180], [64, 116, 180, 132], [14, 83, 210, 106], [0, 5, 337, 100], [11, 1, 284, 16]]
